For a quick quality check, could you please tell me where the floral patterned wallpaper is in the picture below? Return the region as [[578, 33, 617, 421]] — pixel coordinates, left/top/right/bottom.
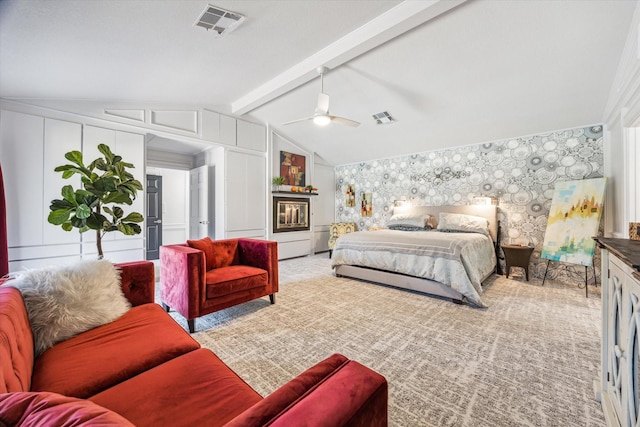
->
[[334, 125, 604, 282]]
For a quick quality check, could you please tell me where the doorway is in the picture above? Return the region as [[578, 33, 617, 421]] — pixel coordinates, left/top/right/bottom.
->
[[146, 174, 162, 260]]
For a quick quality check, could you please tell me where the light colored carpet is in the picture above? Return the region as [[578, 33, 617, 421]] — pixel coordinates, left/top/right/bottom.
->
[[158, 254, 604, 427]]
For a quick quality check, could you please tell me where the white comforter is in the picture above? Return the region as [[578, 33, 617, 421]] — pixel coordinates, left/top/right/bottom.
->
[[331, 230, 496, 307]]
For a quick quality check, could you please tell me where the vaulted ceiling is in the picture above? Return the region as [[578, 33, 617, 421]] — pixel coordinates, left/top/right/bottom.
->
[[0, 0, 635, 165]]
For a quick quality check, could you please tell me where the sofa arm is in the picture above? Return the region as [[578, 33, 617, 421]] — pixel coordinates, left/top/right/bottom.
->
[[224, 354, 388, 427], [237, 239, 279, 293], [159, 245, 205, 319], [115, 261, 155, 307]]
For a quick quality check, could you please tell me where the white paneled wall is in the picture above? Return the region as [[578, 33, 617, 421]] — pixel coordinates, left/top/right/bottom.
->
[[147, 167, 189, 245]]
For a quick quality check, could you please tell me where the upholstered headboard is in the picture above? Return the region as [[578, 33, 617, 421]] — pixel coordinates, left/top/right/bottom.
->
[[392, 204, 499, 242]]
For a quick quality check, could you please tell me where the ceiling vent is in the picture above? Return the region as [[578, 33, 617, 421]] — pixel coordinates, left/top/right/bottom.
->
[[194, 5, 246, 37], [372, 111, 397, 125]]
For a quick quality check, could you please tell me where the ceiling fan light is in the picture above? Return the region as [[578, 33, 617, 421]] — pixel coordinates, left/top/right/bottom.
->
[[313, 115, 331, 126]]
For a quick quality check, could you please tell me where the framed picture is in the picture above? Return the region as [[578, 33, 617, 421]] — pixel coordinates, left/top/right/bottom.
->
[[280, 151, 306, 186], [541, 178, 606, 267], [361, 192, 372, 217], [273, 197, 310, 233], [346, 184, 356, 207], [630, 222, 640, 241]]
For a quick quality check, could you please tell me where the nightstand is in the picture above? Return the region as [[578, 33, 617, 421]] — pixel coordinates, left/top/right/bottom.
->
[[501, 244, 535, 281]]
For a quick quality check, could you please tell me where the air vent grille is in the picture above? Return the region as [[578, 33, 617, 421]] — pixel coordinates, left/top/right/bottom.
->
[[195, 5, 246, 37], [372, 111, 397, 125]]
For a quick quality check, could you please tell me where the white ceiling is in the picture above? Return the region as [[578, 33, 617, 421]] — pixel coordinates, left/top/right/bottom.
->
[[0, 0, 635, 165]]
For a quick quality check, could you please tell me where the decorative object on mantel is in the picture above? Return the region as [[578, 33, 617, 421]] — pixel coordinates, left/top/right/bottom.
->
[[280, 150, 306, 186], [48, 144, 144, 258], [305, 185, 317, 193], [272, 176, 285, 192], [630, 222, 640, 241], [540, 178, 606, 296]]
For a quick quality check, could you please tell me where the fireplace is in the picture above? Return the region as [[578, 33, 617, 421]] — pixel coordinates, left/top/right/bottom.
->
[[273, 196, 310, 233]]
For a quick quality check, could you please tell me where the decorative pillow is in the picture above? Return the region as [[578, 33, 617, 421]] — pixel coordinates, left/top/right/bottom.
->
[[387, 213, 435, 230], [437, 212, 490, 236], [0, 391, 135, 426], [388, 225, 429, 231], [7, 259, 131, 357], [187, 237, 216, 270]]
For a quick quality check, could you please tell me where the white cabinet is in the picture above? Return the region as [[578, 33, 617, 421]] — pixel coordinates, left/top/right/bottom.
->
[[236, 120, 266, 152], [219, 115, 237, 147], [0, 110, 82, 271], [224, 150, 266, 238], [82, 125, 145, 261], [598, 242, 640, 427], [312, 163, 335, 253], [201, 110, 221, 143]]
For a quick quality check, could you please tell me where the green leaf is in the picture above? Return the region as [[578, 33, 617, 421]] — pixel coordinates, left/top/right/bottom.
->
[[48, 209, 72, 225], [85, 213, 108, 230], [61, 185, 78, 205], [117, 222, 141, 235], [64, 151, 84, 167], [76, 204, 91, 219], [93, 158, 108, 171], [62, 170, 74, 179], [50, 199, 74, 211], [112, 206, 124, 219], [93, 177, 118, 192], [102, 192, 132, 205], [98, 144, 114, 161], [121, 212, 143, 223], [62, 222, 73, 232]]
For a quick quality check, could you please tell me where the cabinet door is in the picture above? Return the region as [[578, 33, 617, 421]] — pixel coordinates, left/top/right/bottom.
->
[[219, 115, 237, 147], [226, 151, 265, 233], [43, 118, 82, 245], [0, 111, 44, 247], [609, 258, 626, 423], [625, 273, 640, 427], [236, 120, 265, 152]]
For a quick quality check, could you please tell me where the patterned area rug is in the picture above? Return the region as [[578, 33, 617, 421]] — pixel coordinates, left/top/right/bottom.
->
[[158, 254, 604, 427]]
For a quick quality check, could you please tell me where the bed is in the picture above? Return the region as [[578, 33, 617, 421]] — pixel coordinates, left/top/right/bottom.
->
[[331, 205, 498, 307]]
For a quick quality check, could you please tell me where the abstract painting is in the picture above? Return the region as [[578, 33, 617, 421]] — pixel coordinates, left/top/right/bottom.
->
[[541, 178, 606, 266], [280, 151, 306, 186], [346, 184, 356, 207], [361, 193, 372, 217]]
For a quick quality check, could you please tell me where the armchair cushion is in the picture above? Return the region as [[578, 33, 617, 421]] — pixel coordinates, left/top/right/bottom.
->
[[187, 237, 216, 270], [205, 266, 268, 299]]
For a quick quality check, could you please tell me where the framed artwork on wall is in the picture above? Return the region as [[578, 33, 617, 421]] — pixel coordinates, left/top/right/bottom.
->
[[280, 151, 306, 186], [346, 184, 355, 207], [361, 193, 372, 217], [541, 178, 606, 267], [630, 222, 640, 241]]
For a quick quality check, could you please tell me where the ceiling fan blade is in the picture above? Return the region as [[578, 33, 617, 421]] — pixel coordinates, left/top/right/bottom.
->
[[282, 116, 314, 126], [330, 116, 360, 127], [315, 93, 329, 115]]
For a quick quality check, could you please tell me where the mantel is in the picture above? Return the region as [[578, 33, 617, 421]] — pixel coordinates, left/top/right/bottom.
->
[[272, 191, 318, 196]]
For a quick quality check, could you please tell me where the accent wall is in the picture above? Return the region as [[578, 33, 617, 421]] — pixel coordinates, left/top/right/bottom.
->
[[334, 125, 604, 282]]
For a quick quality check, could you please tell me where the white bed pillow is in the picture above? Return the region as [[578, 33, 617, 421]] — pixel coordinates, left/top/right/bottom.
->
[[437, 212, 490, 236], [7, 259, 131, 356], [387, 213, 435, 230]]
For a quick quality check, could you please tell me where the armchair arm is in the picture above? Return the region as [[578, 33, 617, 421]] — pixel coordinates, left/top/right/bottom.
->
[[159, 245, 205, 319], [237, 239, 279, 293], [224, 354, 388, 427], [115, 261, 155, 307]]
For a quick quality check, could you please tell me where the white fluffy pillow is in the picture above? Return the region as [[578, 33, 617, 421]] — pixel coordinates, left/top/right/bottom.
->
[[387, 213, 435, 230], [7, 259, 131, 357], [437, 212, 490, 236]]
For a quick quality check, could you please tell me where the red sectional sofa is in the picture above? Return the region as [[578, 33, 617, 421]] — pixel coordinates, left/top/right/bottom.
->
[[0, 261, 388, 426]]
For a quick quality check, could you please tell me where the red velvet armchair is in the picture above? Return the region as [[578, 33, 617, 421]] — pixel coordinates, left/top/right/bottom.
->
[[160, 238, 278, 333]]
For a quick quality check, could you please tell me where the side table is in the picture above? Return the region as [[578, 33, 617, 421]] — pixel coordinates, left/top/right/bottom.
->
[[501, 244, 535, 281]]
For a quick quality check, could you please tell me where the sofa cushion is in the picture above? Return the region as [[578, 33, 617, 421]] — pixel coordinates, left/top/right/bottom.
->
[[0, 391, 134, 426], [205, 265, 268, 299], [0, 287, 34, 393], [187, 237, 216, 270], [6, 259, 131, 357], [31, 303, 200, 399], [90, 348, 262, 427]]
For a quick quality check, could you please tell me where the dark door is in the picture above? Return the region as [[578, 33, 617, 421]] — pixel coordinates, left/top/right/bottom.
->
[[146, 175, 162, 260]]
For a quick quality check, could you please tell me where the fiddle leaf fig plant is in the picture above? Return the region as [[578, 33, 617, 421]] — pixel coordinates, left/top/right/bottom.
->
[[48, 144, 144, 258]]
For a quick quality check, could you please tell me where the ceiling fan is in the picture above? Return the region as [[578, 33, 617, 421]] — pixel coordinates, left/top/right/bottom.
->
[[283, 66, 360, 127]]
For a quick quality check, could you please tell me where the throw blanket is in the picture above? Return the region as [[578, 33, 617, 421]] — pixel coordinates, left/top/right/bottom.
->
[[331, 230, 496, 307]]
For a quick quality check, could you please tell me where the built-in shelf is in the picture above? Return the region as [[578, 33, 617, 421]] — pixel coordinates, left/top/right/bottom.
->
[[272, 191, 318, 196]]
